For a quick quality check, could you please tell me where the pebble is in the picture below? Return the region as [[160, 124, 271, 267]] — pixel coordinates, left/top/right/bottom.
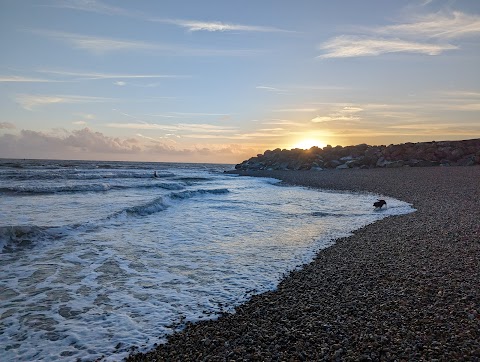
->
[[126, 166, 480, 361]]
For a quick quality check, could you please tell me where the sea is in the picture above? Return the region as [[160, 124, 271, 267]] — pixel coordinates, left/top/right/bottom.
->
[[0, 159, 415, 361]]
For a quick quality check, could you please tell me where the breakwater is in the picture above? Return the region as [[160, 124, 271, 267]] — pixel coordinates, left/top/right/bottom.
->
[[235, 138, 480, 171]]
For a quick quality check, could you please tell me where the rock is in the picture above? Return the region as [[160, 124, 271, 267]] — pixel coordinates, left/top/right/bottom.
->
[[457, 156, 475, 166], [376, 157, 389, 167], [325, 160, 342, 168], [386, 160, 404, 168], [233, 139, 480, 171]]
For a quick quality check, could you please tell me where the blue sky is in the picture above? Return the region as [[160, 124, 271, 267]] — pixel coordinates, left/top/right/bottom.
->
[[1, 0, 479, 163]]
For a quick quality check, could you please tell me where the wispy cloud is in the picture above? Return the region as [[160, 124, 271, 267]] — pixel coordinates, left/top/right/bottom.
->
[[261, 119, 306, 127], [38, 69, 188, 80], [318, 35, 456, 58], [16, 94, 117, 110], [49, 0, 135, 17], [169, 112, 232, 117], [74, 112, 96, 120], [436, 90, 480, 99], [33, 30, 160, 54], [228, 131, 288, 140], [317, 10, 478, 58], [157, 18, 291, 33], [0, 75, 60, 83], [311, 114, 361, 123], [376, 11, 480, 39], [32, 29, 259, 56], [273, 108, 317, 113], [0, 122, 16, 129], [72, 120, 88, 125], [140, 111, 232, 119], [256, 85, 287, 93], [311, 104, 364, 123], [51, 1, 292, 33], [107, 122, 237, 134]]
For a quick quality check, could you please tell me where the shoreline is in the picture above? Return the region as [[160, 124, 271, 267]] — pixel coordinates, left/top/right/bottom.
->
[[127, 166, 480, 361]]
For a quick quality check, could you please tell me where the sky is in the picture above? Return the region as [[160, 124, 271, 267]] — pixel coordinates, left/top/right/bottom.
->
[[0, 0, 479, 164]]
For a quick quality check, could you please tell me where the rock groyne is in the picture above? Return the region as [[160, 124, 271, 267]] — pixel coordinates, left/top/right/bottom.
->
[[235, 138, 480, 171]]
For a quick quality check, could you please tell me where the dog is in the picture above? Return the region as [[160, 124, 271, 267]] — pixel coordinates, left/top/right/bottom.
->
[[373, 199, 387, 209]]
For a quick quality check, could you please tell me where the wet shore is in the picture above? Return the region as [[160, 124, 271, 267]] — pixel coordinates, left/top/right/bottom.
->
[[127, 166, 480, 361]]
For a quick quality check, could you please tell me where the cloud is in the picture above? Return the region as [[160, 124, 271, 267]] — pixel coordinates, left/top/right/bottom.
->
[[114, 81, 126, 86], [0, 122, 16, 129], [158, 19, 291, 33], [72, 121, 87, 125], [0, 126, 264, 163], [73, 112, 96, 120], [311, 115, 361, 123], [0, 128, 141, 156], [38, 69, 187, 80], [50, 0, 136, 17], [385, 122, 480, 135], [15, 94, 117, 110], [64, 128, 142, 153], [376, 11, 480, 40], [317, 10, 478, 58], [342, 106, 363, 113], [436, 90, 480, 99], [318, 35, 456, 58], [32, 29, 259, 56], [169, 112, 232, 117], [51, 0, 294, 34], [1, 70, 184, 86], [256, 86, 287, 93], [33, 30, 159, 54], [124, 111, 233, 120], [261, 119, 306, 127], [230, 131, 287, 140], [0, 76, 59, 83], [106, 122, 237, 134], [311, 105, 363, 123], [273, 108, 317, 112]]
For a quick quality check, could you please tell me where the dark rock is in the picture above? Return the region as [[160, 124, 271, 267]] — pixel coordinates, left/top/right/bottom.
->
[[234, 139, 480, 171]]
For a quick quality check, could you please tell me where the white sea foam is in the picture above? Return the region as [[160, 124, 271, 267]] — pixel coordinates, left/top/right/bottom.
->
[[0, 160, 415, 361]]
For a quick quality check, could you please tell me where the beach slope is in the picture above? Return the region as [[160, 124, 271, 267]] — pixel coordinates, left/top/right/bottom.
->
[[127, 166, 480, 361]]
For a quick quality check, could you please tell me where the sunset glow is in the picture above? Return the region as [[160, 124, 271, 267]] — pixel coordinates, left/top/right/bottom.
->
[[291, 139, 327, 150]]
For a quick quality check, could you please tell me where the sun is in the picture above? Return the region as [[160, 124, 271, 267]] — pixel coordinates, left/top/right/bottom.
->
[[291, 139, 327, 150]]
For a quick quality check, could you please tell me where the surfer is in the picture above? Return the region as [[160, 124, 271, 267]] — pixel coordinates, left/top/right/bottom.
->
[[153, 171, 158, 178]]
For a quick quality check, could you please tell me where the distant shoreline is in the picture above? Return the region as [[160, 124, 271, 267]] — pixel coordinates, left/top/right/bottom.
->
[[127, 166, 480, 361]]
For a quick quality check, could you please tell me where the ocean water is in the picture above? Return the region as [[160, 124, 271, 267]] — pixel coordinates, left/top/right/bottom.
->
[[0, 159, 415, 361]]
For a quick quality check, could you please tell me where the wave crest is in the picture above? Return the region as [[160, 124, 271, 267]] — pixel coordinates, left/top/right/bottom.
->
[[0, 225, 66, 252]]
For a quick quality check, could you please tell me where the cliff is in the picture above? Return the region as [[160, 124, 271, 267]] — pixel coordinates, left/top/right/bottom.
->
[[235, 139, 480, 171]]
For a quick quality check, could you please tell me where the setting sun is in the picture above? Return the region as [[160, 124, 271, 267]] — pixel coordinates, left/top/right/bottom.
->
[[291, 139, 327, 150]]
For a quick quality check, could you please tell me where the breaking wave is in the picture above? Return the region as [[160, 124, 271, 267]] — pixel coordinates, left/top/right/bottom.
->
[[1, 171, 176, 181], [1, 188, 230, 252], [112, 188, 230, 218], [1, 182, 185, 195], [0, 225, 68, 252]]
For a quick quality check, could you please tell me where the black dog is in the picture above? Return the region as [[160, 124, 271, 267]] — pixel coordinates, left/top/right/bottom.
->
[[373, 199, 387, 209]]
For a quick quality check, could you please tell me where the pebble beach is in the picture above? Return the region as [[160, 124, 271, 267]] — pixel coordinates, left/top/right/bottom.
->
[[127, 166, 480, 361]]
